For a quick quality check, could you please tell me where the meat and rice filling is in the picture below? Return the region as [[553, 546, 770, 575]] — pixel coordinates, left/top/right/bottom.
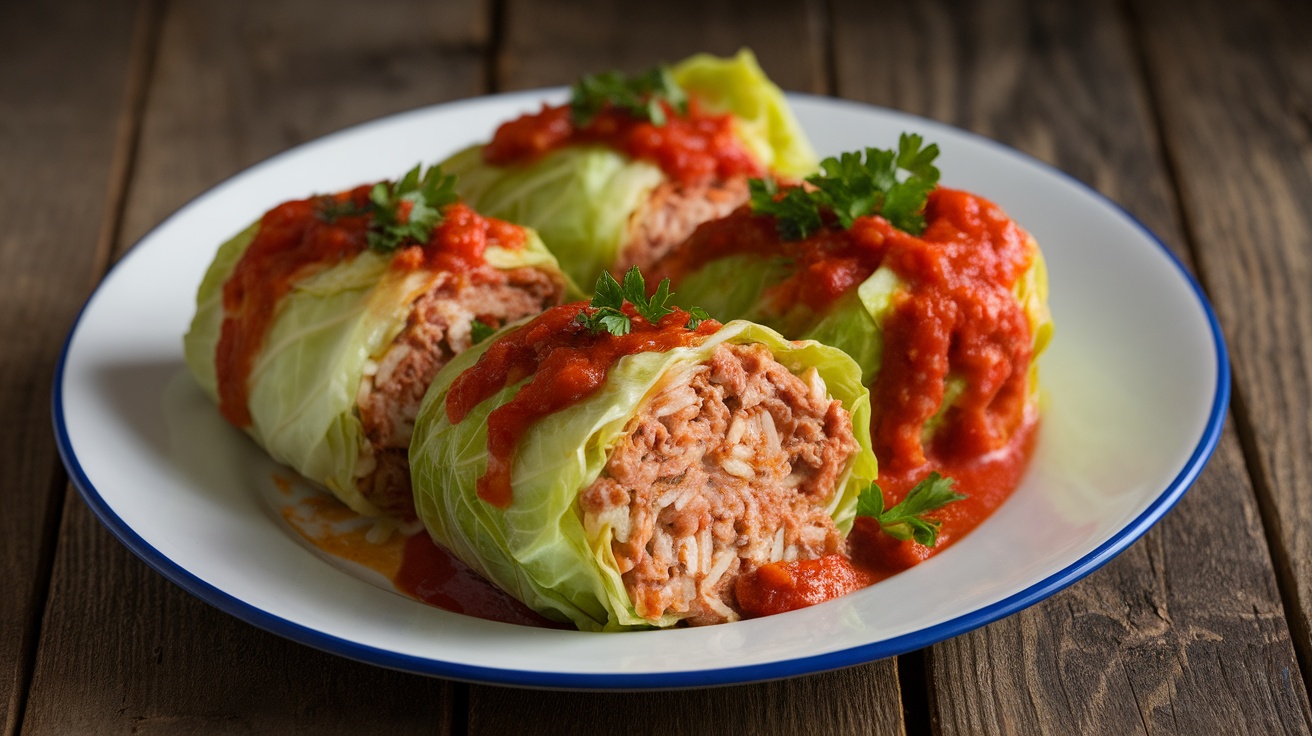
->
[[355, 265, 564, 518], [615, 176, 751, 275], [580, 342, 859, 626]]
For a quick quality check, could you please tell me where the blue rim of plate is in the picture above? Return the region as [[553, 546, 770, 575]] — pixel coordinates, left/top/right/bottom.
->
[[51, 91, 1230, 690]]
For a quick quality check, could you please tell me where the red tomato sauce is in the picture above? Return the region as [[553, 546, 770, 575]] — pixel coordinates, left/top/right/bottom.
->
[[734, 553, 875, 618], [736, 411, 1038, 617], [482, 100, 763, 186], [215, 189, 524, 427], [445, 304, 721, 508], [394, 533, 565, 627], [871, 189, 1034, 473]]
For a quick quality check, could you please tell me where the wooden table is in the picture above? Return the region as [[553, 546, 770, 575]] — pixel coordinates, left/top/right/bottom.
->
[[5, 0, 1311, 732]]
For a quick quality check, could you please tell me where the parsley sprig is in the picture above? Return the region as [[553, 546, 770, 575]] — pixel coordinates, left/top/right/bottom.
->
[[748, 178, 822, 241], [570, 66, 689, 127], [749, 133, 941, 239], [314, 164, 461, 254], [856, 472, 965, 547], [365, 164, 460, 253], [575, 266, 710, 336]]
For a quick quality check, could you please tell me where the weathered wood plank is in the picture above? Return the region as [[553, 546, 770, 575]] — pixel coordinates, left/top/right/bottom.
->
[[831, 0, 1312, 733], [22, 1, 487, 732], [471, 664, 905, 736], [118, 0, 488, 248], [494, 0, 826, 94], [468, 2, 905, 734], [0, 1, 144, 733], [1132, 0, 1312, 692]]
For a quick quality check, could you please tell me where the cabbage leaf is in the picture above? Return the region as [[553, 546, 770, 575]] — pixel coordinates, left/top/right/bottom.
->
[[409, 320, 877, 631], [184, 220, 566, 516], [443, 145, 665, 289], [670, 48, 817, 178]]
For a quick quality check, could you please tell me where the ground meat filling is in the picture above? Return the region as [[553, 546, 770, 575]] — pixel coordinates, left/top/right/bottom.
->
[[579, 343, 859, 626], [355, 265, 563, 518], [615, 176, 751, 274]]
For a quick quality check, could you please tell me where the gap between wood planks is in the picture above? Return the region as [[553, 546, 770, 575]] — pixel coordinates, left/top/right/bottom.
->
[[1231, 374, 1312, 696], [1119, 0, 1312, 706], [8, 1, 166, 735], [483, 0, 507, 94]]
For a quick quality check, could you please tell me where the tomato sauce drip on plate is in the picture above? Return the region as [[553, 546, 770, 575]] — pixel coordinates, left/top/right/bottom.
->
[[482, 99, 763, 186], [394, 533, 565, 627], [215, 187, 523, 427], [446, 303, 721, 508]]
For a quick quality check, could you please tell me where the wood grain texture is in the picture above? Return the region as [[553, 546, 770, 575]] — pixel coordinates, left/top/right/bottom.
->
[[118, 0, 488, 248], [468, 3, 904, 734], [22, 0, 487, 732], [470, 663, 905, 736], [1132, 0, 1312, 689], [831, 0, 1312, 733], [0, 1, 144, 733], [25, 501, 456, 736], [495, 0, 827, 93]]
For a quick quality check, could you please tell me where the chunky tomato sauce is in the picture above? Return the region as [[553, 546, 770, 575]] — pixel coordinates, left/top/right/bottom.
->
[[215, 189, 524, 427], [666, 188, 1040, 617], [735, 553, 874, 618], [482, 100, 763, 186], [446, 304, 721, 508]]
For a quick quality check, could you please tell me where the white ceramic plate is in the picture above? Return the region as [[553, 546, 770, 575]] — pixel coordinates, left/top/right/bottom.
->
[[54, 92, 1227, 689]]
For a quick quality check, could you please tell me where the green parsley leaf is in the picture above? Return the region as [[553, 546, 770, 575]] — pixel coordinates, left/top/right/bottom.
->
[[574, 270, 631, 335], [748, 178, 823, 240], [684, 306, 711, 330], [855, 472, 965, 547], [598, 312, 631, 336], [574, 266, 703, 336], [748, 133, 941, 239], [470, 319, 496, 344], [570, 66, 689, 128], [365, 164, 460, 254], [632, 270, 675, 325]]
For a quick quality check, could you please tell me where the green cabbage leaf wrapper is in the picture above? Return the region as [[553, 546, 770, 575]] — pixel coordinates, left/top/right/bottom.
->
[[409, 320, 877, 631], [669, 241, 1053, 436], [183, 219, 568, 516], [441, 49, 817, 288]]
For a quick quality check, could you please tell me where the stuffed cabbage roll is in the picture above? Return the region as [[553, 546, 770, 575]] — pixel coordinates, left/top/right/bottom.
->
[[409, 272, 877, 631], [650, 137, 1053, 478], [441, 49, 817, 288], [184, 165, 571, 519]]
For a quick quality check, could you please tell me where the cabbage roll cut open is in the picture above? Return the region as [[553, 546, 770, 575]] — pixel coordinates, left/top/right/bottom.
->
[[409, 271, 877, 630], [441, 49, 817, 289], [184, 165, 571, 519]]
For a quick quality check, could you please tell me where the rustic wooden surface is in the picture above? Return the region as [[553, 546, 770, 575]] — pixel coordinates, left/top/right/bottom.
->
[[1133, 0, 1312, 691], [0, 1, 144, 733], [833, 1, 1312, 733], [4, 0, 1310, 734]]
